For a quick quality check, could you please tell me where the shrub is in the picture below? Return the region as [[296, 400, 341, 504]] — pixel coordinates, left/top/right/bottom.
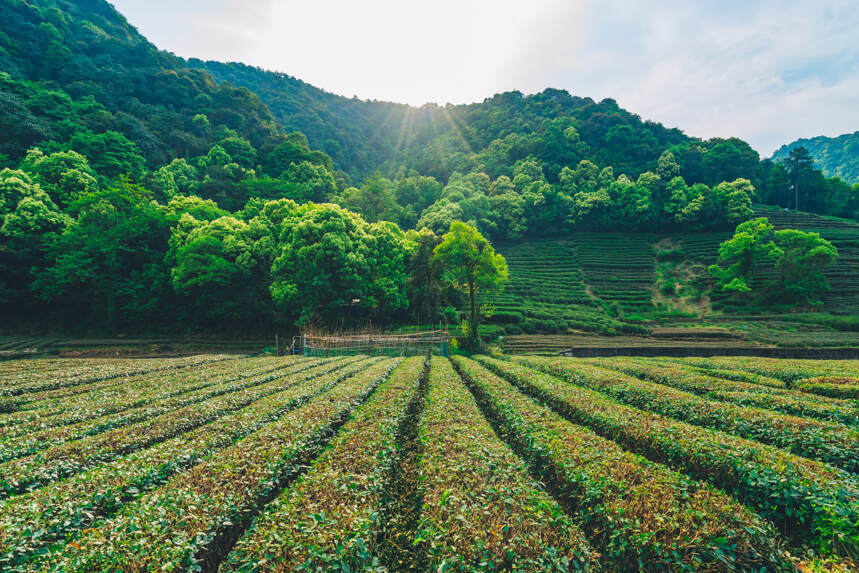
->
[[504, 323, 523, 335]]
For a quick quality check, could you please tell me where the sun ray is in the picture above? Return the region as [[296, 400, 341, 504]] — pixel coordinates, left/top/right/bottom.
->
[[441, 105, 476, 155]]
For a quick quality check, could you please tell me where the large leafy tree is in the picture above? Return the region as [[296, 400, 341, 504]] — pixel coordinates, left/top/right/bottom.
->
[[34, 180, 170, 331], [405, 228, 444, 325], [68, 131, 147, 181], [365, 221, 409, 322], [432, 222, 508, 344], [393, 175, 442, 227], [773, 229, 838, 305], [708, 217, 781, 294], [709, 217, 838, 306], [338, 171, 397, 223], [0, 169, 69, 308], [168, 214, 276, 328], [269, 203, 401, 326], [20, 149, 98, 207]]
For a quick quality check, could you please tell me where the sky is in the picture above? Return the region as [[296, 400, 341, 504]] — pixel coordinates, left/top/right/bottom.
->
[[110, 0, 859, 155]]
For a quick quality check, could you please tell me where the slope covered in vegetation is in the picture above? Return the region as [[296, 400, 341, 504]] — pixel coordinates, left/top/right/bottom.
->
[[0, 0, 856, 340], [773, 132, 859, 185]]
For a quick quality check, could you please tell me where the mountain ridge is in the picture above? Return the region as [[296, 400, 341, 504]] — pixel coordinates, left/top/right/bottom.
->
[[772, 131, 859, 184]]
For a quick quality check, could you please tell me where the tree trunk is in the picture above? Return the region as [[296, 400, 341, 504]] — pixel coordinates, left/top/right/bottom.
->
[[468, 278, 477, 343]]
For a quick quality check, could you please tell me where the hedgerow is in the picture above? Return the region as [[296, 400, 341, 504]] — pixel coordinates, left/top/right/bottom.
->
[[797, 377, 859, 400], [523, 357, 859, 472], [0, 357, 311, 463], [0, 357, 364, 569], [220, 356, 427, 571], [0, 356, 292, 433], [591, 358, 859, 427], [481, 356, 859, 558], [40, 359, 401, 572], [454, 356, 791, 570], [413, 358, 596, 571], [661, 359, 786, 388], [677, 357, 859, 386], [0, 355, 235, 402], [0, 357, 366, 497]]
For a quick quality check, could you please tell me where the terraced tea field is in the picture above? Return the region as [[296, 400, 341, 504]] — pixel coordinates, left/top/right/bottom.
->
[[0, 354, 856, 571], [483, 209, 859, 342], [756, 207, 859, 315]]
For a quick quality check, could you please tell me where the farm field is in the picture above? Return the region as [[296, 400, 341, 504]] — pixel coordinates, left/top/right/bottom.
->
[[0, 355, 857, 571], [482, 211, 859, 349]]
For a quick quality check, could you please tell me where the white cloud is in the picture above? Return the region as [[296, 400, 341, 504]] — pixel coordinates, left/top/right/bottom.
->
[[110, 0, 859, 154]]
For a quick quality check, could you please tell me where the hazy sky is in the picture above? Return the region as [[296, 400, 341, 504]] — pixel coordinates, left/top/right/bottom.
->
[[111, 0, 859, 155]]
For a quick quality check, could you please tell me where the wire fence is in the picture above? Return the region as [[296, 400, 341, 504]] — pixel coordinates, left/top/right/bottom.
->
[[295, 329, 450, 357]]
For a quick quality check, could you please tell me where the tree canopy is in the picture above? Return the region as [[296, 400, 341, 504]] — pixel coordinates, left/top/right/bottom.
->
[[709, 217, 838, 306], [432, 222, 508, 345]]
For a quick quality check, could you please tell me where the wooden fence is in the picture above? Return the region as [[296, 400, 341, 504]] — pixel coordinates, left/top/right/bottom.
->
[[295, 329, 450, 357]]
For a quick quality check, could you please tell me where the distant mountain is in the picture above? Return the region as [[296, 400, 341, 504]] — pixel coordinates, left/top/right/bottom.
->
[[772, 132, 859, 184]]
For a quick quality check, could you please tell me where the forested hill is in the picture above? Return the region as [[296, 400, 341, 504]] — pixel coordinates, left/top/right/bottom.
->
[[2, 0, 754, 187], [772, 132, 859, 185], [0, 0, 283, 168], [192, 59, 695, 183], [1, 0, 857, 336], [4, 0, 856, 225]]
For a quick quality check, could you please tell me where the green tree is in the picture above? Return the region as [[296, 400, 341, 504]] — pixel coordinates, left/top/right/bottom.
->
[[69, 131, 147, 180], [656, 150, 681, 180], [162, 194, 229, 224], [393, 175, 442, 227], [610, 174, 654, 226], [784, 146, 814, 210], [708, 217, 781, 293], [168, 214, 276, 327], [365, 221, 409, 322], [280, 161, 336, 203], [714, 178, 755, 224], [762, 161, 790, 207], [418, 172, 496, 235], [432, 222, 508, 345], [701, 138, 760, 186], [151, 159, 199, 200], [773, 229, 838, 305], [709, 218, 839, 306], [269, 202, 373, 325], [405, 228, 444, 324], [218, 136, 257, 169], [0, 171, 69, 308], [338, 171, 396, 223], [34, 180, 170, 331], [262, 133, 333, 177], [20, 148, 98, 207], [0, 169, 35, 213]]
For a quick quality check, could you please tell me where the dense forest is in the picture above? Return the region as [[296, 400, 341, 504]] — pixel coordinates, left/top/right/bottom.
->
[[0, 0, 857, 336], [773, 131, 859, 185]]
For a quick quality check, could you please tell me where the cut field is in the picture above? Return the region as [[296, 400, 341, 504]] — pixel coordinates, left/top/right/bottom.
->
[[0, 355, 857, 571]]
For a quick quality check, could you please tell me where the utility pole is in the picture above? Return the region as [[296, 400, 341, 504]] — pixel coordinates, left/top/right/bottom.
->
[[795, 180, 799, 212]]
